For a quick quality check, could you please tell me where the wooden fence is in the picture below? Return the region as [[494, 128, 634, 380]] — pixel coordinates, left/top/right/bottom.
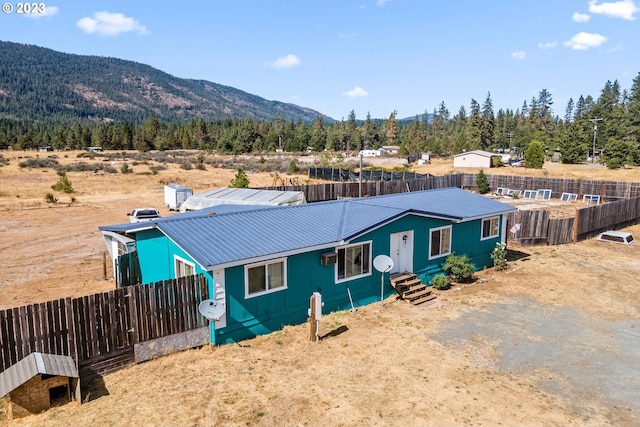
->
[[265, 174, 639, 246], [265, 174, 463, 202], [462, 174, 640, 200], [0, 275, 209, 379], [507, 196, 640, 245]]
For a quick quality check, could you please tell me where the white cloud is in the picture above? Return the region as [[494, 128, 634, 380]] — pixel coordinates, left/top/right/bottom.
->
[[344, 86, 368, 98], [376, 0, 392, 6], [511, 51, 526, 60], [538, 41, 558, 49], [572, 12, 591, 22], [76, 11, 149, 36], [563, 32, 607, 50], [588, 0, 639, 20], [266, 54, 301, 69], [24, 5, 59, 19]]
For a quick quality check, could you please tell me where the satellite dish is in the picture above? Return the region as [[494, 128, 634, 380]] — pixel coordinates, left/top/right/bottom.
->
[[198, 299, 226, 321], [373, 255, 394, 273]]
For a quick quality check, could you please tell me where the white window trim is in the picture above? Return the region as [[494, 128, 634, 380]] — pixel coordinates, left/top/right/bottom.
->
[[536, 189, 552, 200], [335, 240, 373, 284], [244, 257, 288, 299], [481, 216, 500, 241], [561, 192, 578, 202], [428, 225, 452, 260], [174, 255, 196, 278]]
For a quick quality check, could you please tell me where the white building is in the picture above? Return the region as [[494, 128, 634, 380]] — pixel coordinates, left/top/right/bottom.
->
[[453, 150, 501, 168]]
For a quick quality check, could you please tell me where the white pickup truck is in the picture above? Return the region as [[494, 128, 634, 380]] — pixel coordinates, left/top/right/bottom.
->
[[128, 208, 161, 223]]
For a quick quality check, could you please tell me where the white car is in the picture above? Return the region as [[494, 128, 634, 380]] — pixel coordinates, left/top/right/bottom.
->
[[128, 208, 161, 223]]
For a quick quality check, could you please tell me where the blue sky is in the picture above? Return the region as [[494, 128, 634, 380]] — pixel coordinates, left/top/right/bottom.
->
[[1, 0, 639, 121]]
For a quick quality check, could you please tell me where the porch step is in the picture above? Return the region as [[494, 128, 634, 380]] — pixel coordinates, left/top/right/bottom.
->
[[390, 272, 438, 306]]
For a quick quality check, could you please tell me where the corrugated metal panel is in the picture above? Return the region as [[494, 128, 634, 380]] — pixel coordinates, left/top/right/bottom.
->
[[100, 188, 516, 270], [360, 187, 515, 220], [0, 353, 78, 397], [38, 353, 79, 378], [182, 188, 306, 211]]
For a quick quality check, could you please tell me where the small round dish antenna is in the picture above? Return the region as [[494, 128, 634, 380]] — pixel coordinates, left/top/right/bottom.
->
[[198, 299, 225, 321], [373, 254, 394, 273], [373, 254, 394, 306]]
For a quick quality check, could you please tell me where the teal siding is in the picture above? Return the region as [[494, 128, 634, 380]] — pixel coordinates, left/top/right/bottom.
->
[[135, 229, 208, 283], [133, 213, 505, 345], [217, 249, 386, 344]]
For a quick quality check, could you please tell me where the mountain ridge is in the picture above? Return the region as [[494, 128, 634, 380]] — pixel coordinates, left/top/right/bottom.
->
[[0, 41, 331, 124]]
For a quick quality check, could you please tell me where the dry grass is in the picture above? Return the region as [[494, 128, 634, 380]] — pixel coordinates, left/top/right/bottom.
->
[[1, 151, 639, 426]]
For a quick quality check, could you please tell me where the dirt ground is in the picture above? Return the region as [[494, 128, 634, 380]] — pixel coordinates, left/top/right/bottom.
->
[[1, 151, 639, 426]]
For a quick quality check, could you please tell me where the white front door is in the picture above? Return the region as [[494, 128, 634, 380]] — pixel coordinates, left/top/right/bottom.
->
[[390, 230, 414, 274]]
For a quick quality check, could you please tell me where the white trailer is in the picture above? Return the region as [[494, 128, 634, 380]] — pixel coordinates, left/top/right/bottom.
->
[[164, 184, 193, 211]]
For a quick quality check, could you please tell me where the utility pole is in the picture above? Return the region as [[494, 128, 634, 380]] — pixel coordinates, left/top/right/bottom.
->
[[588, 118, 602, 164]]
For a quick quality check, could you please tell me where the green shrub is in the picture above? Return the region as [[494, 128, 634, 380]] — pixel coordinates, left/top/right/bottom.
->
[[525, 140, 545, 169], [476, 169, 490, 194], [51, 174, 74, 193], [149, 164, 167, 174], [230, 168, 250, 188], [120, 163, 132, 174], [606, 157, 622, 170], [430, 274, 451, 290], [19, 158, 59, 169], [44, 193, 57, 203], [288, 160, 299, 173], [443, 253, 475, 283], [490, 242, 508, 270]]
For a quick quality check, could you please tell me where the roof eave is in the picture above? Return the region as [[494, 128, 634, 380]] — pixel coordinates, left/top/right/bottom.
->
[[205, 241, 345, 271]]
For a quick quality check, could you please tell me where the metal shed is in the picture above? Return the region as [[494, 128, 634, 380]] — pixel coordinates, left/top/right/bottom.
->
[[180, 187, 306, 212], [0, 352, 80, 419]]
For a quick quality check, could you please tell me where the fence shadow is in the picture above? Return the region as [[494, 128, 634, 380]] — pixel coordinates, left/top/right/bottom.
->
[[506, 249, 531, 262], [81, 375, 109, 403]]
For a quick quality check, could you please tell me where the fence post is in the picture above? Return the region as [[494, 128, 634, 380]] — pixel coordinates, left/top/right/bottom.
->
[[572, 208, 580, 243]]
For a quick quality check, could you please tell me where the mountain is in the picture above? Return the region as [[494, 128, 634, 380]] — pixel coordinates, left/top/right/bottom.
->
[[0, 41, 330, 124], [399, 113, 433, 123]]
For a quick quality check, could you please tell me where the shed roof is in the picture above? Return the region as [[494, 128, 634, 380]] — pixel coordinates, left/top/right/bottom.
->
[[453, 150, 500, 158], [0, 353, 78, 397], [181, 187, 306, 212], [100, 187, 515, 270]]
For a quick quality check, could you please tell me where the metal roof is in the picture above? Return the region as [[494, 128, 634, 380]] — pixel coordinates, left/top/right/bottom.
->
[[453, 150, 500, 158], [0, 352, 78, 397], [99, 188, 516, 270], [181, 187, 306, 211]]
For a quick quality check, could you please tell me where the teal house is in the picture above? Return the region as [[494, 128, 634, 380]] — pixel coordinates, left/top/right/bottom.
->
[[99, 188, 516, 344]]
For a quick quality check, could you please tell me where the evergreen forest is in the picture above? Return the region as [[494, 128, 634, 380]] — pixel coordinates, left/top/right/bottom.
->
[[1, 42, 639, 168]]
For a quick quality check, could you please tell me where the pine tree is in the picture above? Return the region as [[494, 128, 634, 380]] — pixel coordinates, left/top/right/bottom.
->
[[480, 92, 495, 150], [385, 110, 398, 144], [525, 140, 545, 168], [465, 99, 481, 150], [230, 168, 250, 188], [476, 169, 490, 194]]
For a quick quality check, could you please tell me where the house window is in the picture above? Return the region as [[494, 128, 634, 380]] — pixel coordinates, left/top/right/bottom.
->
[[337, 242, 371, 282], [245, 258, 287, 297], [175, 256, 195, 278], [429, 226, 451, 259], [481, 217, 500, 240]]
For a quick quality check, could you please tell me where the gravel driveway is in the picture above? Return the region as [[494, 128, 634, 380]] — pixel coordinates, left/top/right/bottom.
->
[[429, 296, 640, 424]]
